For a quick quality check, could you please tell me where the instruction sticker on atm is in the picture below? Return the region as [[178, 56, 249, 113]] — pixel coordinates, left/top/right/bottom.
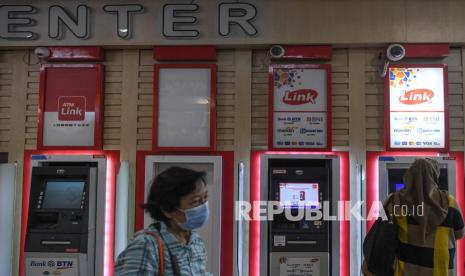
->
[[279, 257, 321, 276]]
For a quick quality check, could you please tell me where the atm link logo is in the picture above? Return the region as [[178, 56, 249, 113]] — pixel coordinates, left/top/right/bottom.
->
[[283, 89, 318, 105], [58, 96, 86, 121], [399, 89, 434, 104]]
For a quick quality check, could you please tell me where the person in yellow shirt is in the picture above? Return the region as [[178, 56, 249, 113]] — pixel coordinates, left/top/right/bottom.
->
[[363, 158, 464, 276]]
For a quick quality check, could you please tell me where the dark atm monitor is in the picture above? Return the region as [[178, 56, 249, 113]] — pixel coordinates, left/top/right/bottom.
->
[[388, 168, 448, 193], [279, 182, 319, 208], [42, 181, 85, 209]]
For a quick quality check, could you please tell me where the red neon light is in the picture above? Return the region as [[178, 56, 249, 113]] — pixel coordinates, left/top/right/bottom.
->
[[451, 152, 464, 276], [338, 152, 350, 276], [19, 150, 119, 276], [249, 151, 261, 276], [249, 151, 349, 276], [103, 151, 118, 276]]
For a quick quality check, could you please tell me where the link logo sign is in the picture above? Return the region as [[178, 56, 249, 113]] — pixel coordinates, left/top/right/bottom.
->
[[39, 65, 103, 149], [387, 65, 448, 151]]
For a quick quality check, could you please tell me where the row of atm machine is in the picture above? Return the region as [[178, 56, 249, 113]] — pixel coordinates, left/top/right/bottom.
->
[[0, 151, 462, 275]]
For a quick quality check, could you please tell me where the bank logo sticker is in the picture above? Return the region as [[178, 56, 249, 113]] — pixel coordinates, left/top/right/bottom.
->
[[399, 89, 434, 105], [283, 89, 318, 105], [58, 96, 86, 121]]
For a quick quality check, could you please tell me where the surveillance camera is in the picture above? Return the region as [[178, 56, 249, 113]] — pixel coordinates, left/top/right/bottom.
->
[[269, 45, 285, 58], [34, 47, 50, 59], [386, 44, 405, 62]]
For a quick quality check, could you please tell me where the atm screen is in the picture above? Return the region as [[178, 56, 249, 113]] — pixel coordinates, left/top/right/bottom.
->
[[42, 181, 85, 209], [388, 168, 448, 193], [395, 183, 406, 191], [279, 183, 319, 208]]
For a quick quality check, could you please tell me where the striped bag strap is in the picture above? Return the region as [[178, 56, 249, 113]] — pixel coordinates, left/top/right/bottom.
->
[[146, 231, 165, 276]]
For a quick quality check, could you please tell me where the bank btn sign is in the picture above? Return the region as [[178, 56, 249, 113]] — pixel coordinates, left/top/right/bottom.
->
[[26, 257, 78, 275], [388, 66, 447, 150]]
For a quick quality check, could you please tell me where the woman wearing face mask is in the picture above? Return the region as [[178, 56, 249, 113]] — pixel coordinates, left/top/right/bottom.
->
[[114, 166, 211, 276]]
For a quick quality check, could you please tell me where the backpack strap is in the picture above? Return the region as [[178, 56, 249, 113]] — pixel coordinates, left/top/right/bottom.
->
[[385, 192, 401, 224], [150, 222, 182, 276], [145, 231, 164, 276]]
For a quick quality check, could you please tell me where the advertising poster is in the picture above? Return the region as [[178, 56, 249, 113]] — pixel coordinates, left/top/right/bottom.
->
[[388, 66, 447, 150], [271, 66, 330, 149], [39, 65, 103, 149], [154, 64, 216, 151]]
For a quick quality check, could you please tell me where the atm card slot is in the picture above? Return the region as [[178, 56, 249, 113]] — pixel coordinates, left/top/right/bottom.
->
[[41, 240, 71, 245], [287, 240, 317, 245]]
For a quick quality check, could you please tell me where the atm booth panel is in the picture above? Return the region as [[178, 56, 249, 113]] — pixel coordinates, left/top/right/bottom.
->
[[373, 155, 460, 276], [24, 154, 108, 276], [259, 154, 341, 276], [143, 155, 223, 276]]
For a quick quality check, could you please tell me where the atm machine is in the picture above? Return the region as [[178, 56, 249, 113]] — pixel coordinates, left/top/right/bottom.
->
[[24, 155, 108, 276], [378, 156, 456, 201], [259, 154, 341, 276], [136, 153, 234, 276], [376, 155, 458, 275]]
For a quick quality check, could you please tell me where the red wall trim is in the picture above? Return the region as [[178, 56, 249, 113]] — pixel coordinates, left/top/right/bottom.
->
[[47, 46, 104, 61], [153, 46, 217, 61], [386, 43, 449, 58], [273, 45, 332, 60]]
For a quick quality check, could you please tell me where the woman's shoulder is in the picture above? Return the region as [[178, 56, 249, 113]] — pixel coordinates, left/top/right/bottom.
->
[[131, 225, 162, 245], [114, 225, 161, 274]]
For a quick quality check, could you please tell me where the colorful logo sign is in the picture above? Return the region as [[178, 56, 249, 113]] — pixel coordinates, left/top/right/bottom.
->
[[389, 68, 417, 88], [58, 96, 86, 121], [283, 89, 318, 105]]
